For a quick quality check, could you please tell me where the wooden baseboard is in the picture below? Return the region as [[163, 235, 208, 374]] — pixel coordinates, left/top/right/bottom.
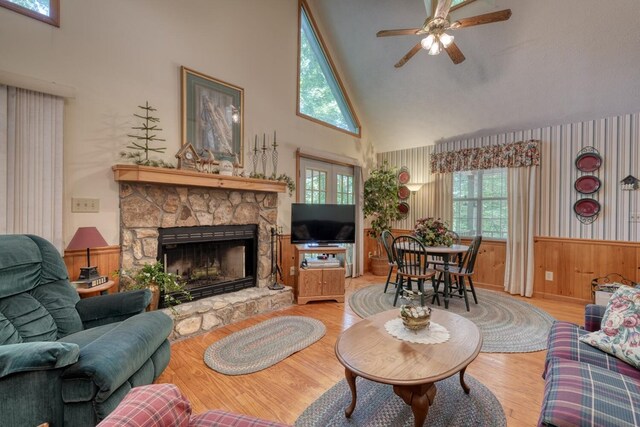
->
[[532, 291, 591, 306]]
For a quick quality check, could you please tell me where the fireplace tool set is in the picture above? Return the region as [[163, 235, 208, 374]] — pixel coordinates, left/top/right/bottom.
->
[[268, 226, 285, 290]]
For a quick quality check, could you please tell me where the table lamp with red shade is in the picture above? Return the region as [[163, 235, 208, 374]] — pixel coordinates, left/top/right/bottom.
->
[[66, 227, 108, 280]]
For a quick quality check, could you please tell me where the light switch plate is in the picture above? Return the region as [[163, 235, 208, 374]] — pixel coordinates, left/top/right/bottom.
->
[[72, 198, 100, 213]]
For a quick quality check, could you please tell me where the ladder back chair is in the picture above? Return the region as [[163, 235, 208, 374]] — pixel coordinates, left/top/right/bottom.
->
[[391, 235, 437, 307], [427, 231, 462, 268], [433, 235, 482, 311], [380, 230, 397, 293]]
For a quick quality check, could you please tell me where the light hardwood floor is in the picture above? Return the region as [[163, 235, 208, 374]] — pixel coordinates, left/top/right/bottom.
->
[[157, 274, 585, 426]]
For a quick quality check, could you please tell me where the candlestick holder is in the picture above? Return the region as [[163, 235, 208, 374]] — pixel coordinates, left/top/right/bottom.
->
[[271, 140, 279, 178], [261, 136, 268, 177], [251, 137, 259, 176]]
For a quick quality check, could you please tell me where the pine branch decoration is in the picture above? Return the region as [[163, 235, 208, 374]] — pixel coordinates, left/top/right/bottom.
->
[[121, 101, 172, 167]]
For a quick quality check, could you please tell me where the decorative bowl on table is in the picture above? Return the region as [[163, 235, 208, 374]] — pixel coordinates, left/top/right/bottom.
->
[[399, 305, 431, 331]]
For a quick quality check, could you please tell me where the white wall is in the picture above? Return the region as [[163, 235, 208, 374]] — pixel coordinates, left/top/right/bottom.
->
[[0, 0, 373, 246]]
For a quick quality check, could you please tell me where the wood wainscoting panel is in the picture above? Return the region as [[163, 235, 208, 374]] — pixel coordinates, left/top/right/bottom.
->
[[279, 234, 296, 287], [534, 237, 640, 304], [460, 238, 506, 291], [63, 245, 121, 293]]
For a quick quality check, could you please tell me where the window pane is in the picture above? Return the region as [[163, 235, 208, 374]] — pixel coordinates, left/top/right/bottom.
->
[[452, 168, 507, 239], [6, 0, 49, 15], [298, 6, 359, 134], [305, 169, 326, 204], [453, 200, 478, 236]]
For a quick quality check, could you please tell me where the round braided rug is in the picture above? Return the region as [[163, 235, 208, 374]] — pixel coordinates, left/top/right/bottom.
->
[[295, 374, 505, 427], [349, 284, 555, 353], [204, 316, 326, 375]]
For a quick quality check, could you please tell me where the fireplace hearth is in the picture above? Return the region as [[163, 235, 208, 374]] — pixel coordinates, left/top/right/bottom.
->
[[158, 225, 257, 305]]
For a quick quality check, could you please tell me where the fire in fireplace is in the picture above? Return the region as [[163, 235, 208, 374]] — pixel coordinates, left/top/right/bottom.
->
[[157, 225, 257, 306]]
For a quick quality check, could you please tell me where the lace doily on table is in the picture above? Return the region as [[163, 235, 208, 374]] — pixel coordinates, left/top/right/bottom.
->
[[384, 318, 450, 344]]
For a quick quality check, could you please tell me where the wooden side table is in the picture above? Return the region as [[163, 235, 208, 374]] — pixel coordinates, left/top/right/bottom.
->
[[74, 280, 116, 298]]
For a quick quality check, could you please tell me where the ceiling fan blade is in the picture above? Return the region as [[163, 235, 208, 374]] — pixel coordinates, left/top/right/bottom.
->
[[451, 9, 512, 29], [376, 28, 421, 37], [444, 42, 465, 64], [434, 0, 453, 19], [394, 42, 422, 68]]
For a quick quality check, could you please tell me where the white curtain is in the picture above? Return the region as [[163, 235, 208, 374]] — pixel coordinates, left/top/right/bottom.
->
[[353, 165, 364, 277], [0, 85, 64, 251], [434, 172, 453, 224], [504, 166, 537, 296]]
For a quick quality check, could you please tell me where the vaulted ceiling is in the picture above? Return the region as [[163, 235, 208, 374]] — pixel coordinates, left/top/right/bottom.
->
[[310, 0, 640, 152]]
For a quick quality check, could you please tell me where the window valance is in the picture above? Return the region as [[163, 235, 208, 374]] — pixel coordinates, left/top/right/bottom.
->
[[431, 140, 540, 174]]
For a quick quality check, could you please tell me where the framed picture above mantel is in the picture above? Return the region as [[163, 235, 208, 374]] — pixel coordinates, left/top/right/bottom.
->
[[181, 66, 244, 167]]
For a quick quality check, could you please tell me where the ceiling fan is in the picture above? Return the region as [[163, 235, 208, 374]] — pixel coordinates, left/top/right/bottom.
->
[[376, 0, 512, 68]]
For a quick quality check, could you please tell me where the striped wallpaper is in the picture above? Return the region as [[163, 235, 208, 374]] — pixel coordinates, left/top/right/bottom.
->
[[377, 146, 437, 230], [379, 112, 640, 242]]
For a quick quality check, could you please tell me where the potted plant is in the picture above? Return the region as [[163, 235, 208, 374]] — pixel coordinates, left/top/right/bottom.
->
[[127, 261, 191, 310], [363, 161, 402, 275]]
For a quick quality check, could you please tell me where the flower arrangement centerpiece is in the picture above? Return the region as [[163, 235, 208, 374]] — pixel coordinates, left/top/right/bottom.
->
[[413, 217, 454, 247], [399, 290, 431, 331]]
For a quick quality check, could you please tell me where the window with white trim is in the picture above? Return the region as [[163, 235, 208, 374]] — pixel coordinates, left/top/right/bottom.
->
[[452, 168, 507, 239], [298, 1, 360, 136]]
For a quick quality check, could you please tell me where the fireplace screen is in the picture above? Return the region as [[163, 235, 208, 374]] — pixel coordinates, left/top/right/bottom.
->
[[157, 225, 257, 305]]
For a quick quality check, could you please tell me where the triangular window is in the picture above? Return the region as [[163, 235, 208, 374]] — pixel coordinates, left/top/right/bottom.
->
[[298, 1, 360, 137]]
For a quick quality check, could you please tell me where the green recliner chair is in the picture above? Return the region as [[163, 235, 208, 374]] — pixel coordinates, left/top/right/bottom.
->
[[0, 234, 173, 426]]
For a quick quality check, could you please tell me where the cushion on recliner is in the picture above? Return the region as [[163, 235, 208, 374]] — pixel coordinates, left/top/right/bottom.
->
[[0, 235, 83, 345], [0, 235, 42, 298]]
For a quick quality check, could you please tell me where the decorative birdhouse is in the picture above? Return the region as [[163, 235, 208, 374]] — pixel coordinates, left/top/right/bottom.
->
[[620, 175, 639, 191], [175, 143, 200, 170]]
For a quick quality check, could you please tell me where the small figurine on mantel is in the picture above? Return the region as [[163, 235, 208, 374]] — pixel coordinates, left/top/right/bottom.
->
[[175, 143, 200, 171], [197, 149, 217, 173]]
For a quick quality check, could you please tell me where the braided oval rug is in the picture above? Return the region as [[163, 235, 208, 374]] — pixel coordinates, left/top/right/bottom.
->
[[295, 374, 505, 427], [349, 284, 555, 353], [204, 316, 326, 375]]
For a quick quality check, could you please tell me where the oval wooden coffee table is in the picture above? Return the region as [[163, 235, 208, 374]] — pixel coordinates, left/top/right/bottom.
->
[[335, 308, 482, 427]]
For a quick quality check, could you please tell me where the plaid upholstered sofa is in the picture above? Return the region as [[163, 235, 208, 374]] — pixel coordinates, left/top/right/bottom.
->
[[539, 304, 640, 426], [98, 384, 290, 427]]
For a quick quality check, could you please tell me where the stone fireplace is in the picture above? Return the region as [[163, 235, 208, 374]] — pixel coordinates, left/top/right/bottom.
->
[[118, 183, 276, 289], [113, 165, 293, 339]]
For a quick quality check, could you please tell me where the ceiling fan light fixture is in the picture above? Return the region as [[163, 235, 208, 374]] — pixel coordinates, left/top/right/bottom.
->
[[440, 32, 454, 48], [420, 34, 436, 50], [428, 39, 442, 55]]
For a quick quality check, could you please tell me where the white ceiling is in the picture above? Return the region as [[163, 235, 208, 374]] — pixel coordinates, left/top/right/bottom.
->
[[310, 0, 640, 152]]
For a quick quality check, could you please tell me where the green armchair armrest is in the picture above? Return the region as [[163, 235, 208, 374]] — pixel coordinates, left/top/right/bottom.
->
[[76, 289, 152, 328], [0, 342, 80, 379], [61, 311, 172, 401]]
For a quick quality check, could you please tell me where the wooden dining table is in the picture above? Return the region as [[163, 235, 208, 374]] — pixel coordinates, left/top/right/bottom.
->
[[396, 242, 469, 309]]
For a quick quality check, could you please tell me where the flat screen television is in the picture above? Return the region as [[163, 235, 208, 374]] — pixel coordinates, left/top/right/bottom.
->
[[291, 203, 355, 245]]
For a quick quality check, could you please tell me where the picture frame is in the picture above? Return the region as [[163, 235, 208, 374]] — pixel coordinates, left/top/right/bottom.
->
[[181, 66, 244, 167]]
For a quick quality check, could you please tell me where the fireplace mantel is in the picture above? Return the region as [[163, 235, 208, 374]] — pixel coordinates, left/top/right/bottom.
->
[[112, 164, 287, 193]]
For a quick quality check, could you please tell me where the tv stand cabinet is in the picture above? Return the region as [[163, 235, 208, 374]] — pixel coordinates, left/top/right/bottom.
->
[[294, 244, 346, 304]]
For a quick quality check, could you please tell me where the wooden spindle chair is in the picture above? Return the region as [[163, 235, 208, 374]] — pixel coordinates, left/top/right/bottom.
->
[[391, 235, 437, 307], [433, 235, 482, 311]]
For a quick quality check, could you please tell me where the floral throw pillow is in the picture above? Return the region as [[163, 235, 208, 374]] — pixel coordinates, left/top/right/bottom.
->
[[579, 285, 640, 368]]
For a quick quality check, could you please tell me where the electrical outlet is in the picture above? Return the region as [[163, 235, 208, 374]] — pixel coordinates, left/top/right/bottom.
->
[[545, 271, 554, 281], [72, 198, 100, 213], [631, 212, 640, 223], [290, 266, 296, 276]]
